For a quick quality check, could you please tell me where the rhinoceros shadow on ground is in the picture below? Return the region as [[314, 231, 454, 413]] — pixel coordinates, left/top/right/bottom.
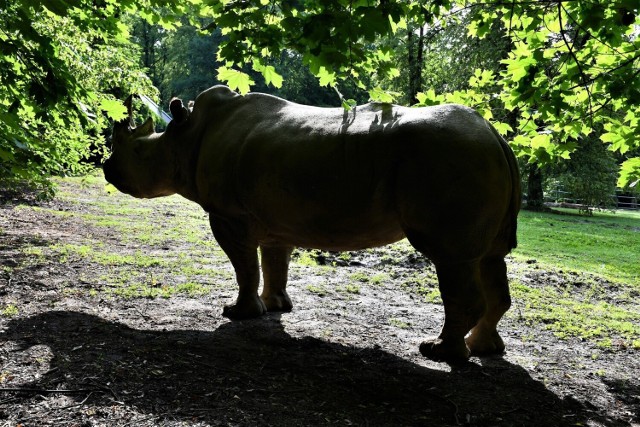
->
[[3, 311, 602, 426]]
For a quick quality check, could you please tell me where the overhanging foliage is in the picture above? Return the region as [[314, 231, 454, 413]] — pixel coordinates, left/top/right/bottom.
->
[[1, 0, 639, 191]]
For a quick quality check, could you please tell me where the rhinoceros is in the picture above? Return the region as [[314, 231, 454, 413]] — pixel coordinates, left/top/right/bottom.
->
[[103, 85, 521, 361]]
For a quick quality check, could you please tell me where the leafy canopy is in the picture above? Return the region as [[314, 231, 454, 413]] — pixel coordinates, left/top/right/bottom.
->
[[1, 0, 639, 191], [0, 0, 164, 194], [197, 0, 639, 188]]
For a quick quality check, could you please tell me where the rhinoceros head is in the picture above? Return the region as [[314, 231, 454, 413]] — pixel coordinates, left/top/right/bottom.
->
[[103, 96, 178, 199]]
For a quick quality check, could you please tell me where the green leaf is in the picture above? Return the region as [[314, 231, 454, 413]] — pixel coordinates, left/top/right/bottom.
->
[[317, 66, 336, 87], [368, 87, 396, 103], [601, 131, 628, 154], [0, 147, 14, 162], [217, 67, 255, 94], [415, 89, 443, 106], [260, 65, 283, 88], [531, 133, 552, 150], [617, 158, 640, 188], [341, 98, 357, 111], [100, 98, 127, 121], [493, 122, 513, 136]]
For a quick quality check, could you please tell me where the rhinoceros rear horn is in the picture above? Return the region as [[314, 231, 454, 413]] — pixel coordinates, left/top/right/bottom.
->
[[169, 98, 190, 124]]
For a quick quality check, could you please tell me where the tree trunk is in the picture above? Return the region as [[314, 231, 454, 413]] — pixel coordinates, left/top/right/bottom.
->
[[408, 29, 415, 103], [407, 25, 424, 105], [527, 163, 545, 211], [140, 21, 156, 82], [416, 25, 424, 94]]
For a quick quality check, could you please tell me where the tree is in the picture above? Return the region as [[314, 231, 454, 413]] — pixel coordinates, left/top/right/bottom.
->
[[196, 0, 639, 188], [2, 0, 638, 194], [550, 138, 618, 214], [468, 1, 639, 189], [1, 4, 148, 196], [0, 0, 165, 196]]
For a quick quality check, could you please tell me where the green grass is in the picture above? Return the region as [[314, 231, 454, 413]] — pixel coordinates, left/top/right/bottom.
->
[[14, 176, 223, 301], [295, 251, 319, 267], [109, 281, 212, 299], [52, 243, 166, 268], [339, 284, 361, 294], [306, 284, 328, 296], [1, 304, 19, 317], [510, 281, 640, 349], [514, 209, 640, 286], [349, 271, 389, 285], [509, 208, 640, 349], [389, 318, 411, 329]]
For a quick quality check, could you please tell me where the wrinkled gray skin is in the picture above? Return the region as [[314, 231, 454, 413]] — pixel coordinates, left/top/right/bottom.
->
[[104, 85, 521, 361]]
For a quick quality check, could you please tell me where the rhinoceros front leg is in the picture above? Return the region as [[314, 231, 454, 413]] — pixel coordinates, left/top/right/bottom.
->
[[260, 245, 294, 312], [209, 216, 267, 320]]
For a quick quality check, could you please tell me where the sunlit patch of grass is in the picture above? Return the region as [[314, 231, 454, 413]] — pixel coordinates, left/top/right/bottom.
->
[[369, 273, 389, 285], [306, 284, 328, 296], [295, 251, 318, 267], [389, 318, 410, 329], [514, 209, 640, 286], [109, 281, 212, 299], [349, 272, 369, 283], [401, 271, 440, 303], [339, 284, 361, 294], [52, 243, 166, 268], [22, 246, 44, 257], [1, 304, 19, 317], [505, 209, 640, 350], [510, 281, 640, 349], [348, 271, 389, 286]]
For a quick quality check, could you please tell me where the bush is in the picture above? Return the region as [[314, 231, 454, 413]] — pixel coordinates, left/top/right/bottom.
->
[[553, 138, 618, 215]]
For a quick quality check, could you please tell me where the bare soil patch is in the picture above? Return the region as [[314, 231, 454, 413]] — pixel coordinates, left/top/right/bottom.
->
[[1, 178, 638, 426]]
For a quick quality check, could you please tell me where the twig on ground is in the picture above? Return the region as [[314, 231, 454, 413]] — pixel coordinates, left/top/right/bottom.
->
[[422, 389, 461, 426], [0, 387, 101, 394], [0, 396, 21, 405], [56, 392, 94, 410]]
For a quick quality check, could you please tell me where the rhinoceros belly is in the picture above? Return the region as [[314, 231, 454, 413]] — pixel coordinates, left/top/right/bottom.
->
[[259, 207, 406, 251]]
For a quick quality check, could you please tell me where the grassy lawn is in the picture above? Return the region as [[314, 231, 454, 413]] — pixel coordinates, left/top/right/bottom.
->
[[510, 208, 640, 349], [513, 208, 640, 286]]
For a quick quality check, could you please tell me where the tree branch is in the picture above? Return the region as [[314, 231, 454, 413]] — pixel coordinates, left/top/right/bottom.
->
[[566, 53, 640, 91], [557, 2, 593, 123]]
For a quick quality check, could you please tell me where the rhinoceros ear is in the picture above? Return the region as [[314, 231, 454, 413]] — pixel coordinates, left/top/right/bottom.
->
[[169, 98, 190, 124]]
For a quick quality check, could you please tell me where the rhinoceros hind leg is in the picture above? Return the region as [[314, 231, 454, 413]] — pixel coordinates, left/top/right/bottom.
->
[[419, 260, 486, 361], [420, 338, 470, 361], [261, 291, 293, 312], [259, 245, 294, 312], [466, 256, 510, 355], [223, 295, 267, 320], [465, 327, 505, 355]]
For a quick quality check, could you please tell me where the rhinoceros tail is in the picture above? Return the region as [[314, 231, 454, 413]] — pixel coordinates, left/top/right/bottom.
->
[[490, 122, 521, 251]]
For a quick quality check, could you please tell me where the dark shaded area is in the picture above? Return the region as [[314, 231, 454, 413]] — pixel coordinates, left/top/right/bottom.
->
[[1, 311, 620, 426]]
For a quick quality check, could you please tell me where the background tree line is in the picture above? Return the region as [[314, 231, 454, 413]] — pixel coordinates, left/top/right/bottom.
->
[[1, 0, 638, 211]]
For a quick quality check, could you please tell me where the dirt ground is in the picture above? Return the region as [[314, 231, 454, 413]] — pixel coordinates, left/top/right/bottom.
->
[[0, 178, 638, 427]]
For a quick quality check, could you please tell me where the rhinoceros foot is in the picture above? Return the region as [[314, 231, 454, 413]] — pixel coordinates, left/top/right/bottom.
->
[[419, 338, 470, 362], [261, 290, 293, 312], [465, 328, 506, 356], [222, 295, 267, 320]]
